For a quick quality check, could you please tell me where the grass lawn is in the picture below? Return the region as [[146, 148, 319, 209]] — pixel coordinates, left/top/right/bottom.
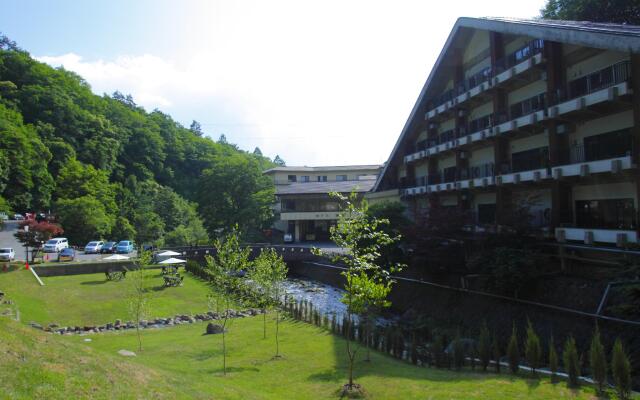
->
[[0, 268, 214, 326], [0, 268, 622, 399], [84, 316, 602, 399]]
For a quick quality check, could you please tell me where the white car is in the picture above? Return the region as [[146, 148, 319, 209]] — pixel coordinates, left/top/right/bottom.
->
[[84, 241, 104, 254], [0, 212, 8, 221], [0, 248, 15, 261], [43, 237, 69, 253]]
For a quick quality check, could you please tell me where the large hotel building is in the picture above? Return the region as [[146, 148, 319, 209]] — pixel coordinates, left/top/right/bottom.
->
[[372, 17, 640, 246]]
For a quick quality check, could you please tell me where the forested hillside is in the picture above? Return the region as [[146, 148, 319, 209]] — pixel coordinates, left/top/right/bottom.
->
[[0, 35, 276, 245]]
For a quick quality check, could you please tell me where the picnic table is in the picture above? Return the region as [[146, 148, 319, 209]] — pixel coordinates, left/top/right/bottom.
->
[[105, 269, 126, 281], [163, 274, 184, 287]]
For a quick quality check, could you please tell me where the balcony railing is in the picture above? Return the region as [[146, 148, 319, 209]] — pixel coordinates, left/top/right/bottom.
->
[[510, 93, 546, 119], [495, 39, 545, 73], [567, 136, 634, 164], [550, 60, 631, 105], [467, 162, 495, 179], [427, 39, 545, 112], [438, 129, 456, 144]]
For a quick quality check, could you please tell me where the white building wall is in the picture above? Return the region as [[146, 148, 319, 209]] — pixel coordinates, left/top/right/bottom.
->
[[439, 155, 457, 169], [469, 146, 495, 167], [508, 80, 547, 106], [509, 133, 549, 155], [566, 50, 629, 81], [439, 118, 456, 133], [505, 36, 532, 56], [469, 101, 494, 121], [573, 182, 638, 209], [570, 110, 633, 144], [463, 30, 490, 63], [440, 194, 458, 206]]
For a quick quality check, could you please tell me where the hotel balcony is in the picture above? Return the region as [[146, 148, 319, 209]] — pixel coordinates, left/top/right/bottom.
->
[[280, 211, 344, 221], [425, 39, 545, 120], [402, 140, 635, 197], [555, 227, 638, 245], [405, 60, 632, 165]]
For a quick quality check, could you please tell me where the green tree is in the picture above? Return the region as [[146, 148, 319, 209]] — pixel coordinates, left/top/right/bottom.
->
[[524, 320, 542, 376], [251, 248, 288, 357], [111, 216, 136, 241], [273, 154, 286, 166], [492, 333, 501, 373], [541, 0, 640, 24], [507, 324, 520, 374], [589, 326, 607, 395], [197, 154, 274, 237], [128, 251, 151, 352], [315, 192, 404, 393], [478, 321, 491, 372], [205, 227, 252, 375], [133, 211, 164, 246], [563, 336, 580, 387], [56, 196, 114, 244], [611, 338, 631, 400], [549, 336, 559, 382], [55, 158, 117, 215], [189, 120, 203, 136]]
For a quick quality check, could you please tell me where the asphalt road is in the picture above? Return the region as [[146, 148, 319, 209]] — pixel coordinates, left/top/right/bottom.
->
[[0, 220, 136, 262]]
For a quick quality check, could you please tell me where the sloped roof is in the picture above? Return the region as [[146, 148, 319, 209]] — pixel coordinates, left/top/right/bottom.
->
[[264, 165, 381, 174], [373, 16, 640, 191], [276, 179, 376, 195]]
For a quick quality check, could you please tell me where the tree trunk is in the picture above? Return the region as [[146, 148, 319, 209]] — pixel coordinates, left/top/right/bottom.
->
[[275, 309, 280, 357], [347, 313, 354, 388]]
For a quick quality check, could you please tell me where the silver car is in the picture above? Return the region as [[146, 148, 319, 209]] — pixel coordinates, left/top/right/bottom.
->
[[84, 241, 104, 254]]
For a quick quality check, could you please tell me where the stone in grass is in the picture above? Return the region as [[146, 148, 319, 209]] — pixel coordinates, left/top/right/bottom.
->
[[205, 323, 225, 335], [118, 349, 136, 357]]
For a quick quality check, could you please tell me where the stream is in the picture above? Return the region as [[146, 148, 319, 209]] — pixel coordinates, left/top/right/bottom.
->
[[281, 277, 397, 325]]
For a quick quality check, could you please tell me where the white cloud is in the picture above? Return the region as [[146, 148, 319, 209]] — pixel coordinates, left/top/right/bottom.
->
[[36, 0, 545, 166]]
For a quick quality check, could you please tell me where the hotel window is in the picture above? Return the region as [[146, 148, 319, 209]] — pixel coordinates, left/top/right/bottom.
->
[[575, 199, 636, 230], [317, 175, 327, 182], [336, 175, 347, 181], [301, 175, 310, 183], [287, 175, 297, 183]]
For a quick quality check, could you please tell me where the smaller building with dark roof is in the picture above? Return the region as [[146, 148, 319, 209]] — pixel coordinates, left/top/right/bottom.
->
[[264, 165, 381, 242]]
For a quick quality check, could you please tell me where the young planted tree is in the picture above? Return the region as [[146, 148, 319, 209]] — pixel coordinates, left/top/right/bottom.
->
[[205, 227, 252, 375], [127, 250, 152, 352], [251, 247, 288, 357], [315, 191, 405, 393], [507, 324, 520, 374], [589, 326, 607, 395], [611, 338, 632, 400], [549, 336, 559, 382], [524, 320, 542, 376], [563, 336, 580, 387], [492, 333, 501, 373], [478, 321, 491, 372]]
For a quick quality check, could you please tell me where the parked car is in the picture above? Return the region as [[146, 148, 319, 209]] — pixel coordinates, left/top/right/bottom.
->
[[43, 237, 69, 253], [0, 248, 15, 261], [57, 248, 76, 262], [84, 240, 104, 254], [101, 241, 117, 254], [0, 212, 8, 221], [13, 213, 24, 220], [116, 240, 134, 254]]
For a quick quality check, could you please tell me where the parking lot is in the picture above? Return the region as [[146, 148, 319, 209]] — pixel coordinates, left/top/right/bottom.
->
[[0, 220, 136, 262]]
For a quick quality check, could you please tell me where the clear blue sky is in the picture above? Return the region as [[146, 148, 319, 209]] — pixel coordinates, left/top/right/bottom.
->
[[2, 0, 546, 166]]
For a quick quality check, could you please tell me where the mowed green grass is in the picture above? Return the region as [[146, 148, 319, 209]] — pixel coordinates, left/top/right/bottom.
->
[[0, 268, 213, 326], [83, 316, 599, 400], [0, 269, 610, 399]]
